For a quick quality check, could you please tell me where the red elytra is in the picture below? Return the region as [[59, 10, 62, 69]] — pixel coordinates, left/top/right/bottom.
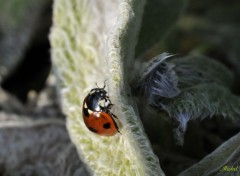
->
[[82, 110, 119, 136]]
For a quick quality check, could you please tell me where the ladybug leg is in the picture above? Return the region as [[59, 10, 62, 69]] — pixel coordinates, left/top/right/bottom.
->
[[112, 113, 118, 119], [106, 103, 116, 113], [104, 97, 114, 109], [107, 103, 114, 109], [110, 112, 121, 134], [102, 80, 107, 89], [105, 95, 110, 100], [108, 111, 118, 119]]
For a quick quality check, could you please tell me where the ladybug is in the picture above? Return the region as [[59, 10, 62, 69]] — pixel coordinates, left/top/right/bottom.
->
[[82, 82, 120, 136]]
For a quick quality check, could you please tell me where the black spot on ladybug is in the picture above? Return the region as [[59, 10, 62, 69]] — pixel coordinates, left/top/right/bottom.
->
[[103, 123, 111, 129], [88, 127, 98, 133], [83, 108, 89, 117]]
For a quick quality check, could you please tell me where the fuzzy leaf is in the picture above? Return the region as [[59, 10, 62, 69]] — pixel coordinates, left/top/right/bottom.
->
[[179, 132, 240, 176], [50, 0, 164, 175], [172, 55, 233, 89], [132, 53, 180, 106], [133, 54, 239, 145], [162, 83, 240, 145], [161, 55, 239, 144]]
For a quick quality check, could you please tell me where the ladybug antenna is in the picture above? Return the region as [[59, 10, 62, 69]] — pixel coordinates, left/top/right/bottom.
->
[[102, 80, 107, 89], [95, 82, 99, 88], [95, 81, 107, 89]]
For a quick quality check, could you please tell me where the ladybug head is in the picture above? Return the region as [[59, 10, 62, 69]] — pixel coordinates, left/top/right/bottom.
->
[[89, 87, 107, 97], [90, 81, 108, 98], [85, 87, 109, 112]]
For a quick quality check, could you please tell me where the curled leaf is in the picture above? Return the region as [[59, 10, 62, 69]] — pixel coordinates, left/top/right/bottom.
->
[[132, 53, 180, 106], [133, 54, 239, 145], [50, 0, 164, 175]]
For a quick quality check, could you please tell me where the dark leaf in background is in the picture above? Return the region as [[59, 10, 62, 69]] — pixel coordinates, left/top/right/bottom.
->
[[0, 118, 90, 176], [131, 0, 240, 175], [135, 0, 186, 59], [0, 0, 52, 102]]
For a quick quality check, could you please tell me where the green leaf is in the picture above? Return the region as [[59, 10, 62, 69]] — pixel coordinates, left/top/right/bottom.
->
[[162, 56, 239, 144], [172, 55, 233, 89], [135, 0, 186, 58], [162, 83, 240, 144], [133, 54, 239, 145], [50, 0, 164, 175], [179, 132, 240, 176]]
